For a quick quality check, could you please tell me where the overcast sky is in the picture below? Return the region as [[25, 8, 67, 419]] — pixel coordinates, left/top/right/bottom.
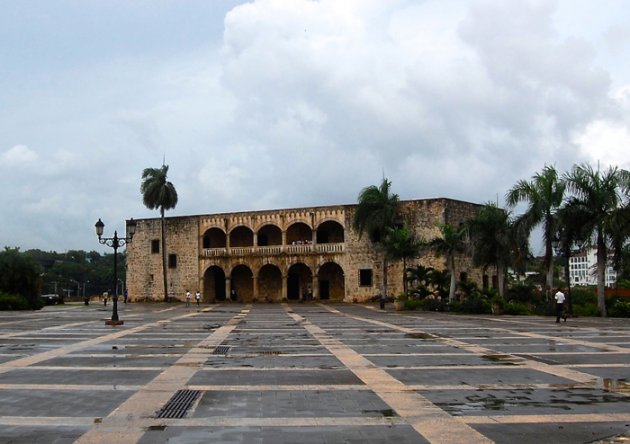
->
[[1, 0, 629, 254]]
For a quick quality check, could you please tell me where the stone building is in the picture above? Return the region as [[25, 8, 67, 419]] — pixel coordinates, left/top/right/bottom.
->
[[126, 198, 485, 303]]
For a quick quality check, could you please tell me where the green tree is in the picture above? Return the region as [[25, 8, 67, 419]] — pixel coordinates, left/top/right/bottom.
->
[[0, 247, 42, 309], [383, 225, 422, 295], [467, 203, 513, 297], [353, 178, 400, 300], [506, 165, 566, 300], [141, 164, 179, 302], [428, 223, 467, 302], [564, 163, 630, 316]]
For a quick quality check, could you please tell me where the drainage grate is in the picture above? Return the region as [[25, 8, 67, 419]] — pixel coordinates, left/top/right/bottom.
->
[[259, 350, 282, 356], [155, 390, 201, 419], [213, 345, 231, 355]]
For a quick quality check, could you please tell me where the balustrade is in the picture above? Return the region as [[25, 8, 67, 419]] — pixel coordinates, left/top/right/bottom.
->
[[202, 243, 344, 258]]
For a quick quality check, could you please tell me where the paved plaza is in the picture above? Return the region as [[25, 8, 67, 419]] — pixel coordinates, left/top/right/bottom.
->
[[0, 302, 628, 443]]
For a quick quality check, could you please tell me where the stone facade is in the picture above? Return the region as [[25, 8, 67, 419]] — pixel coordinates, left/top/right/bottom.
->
[[126, 198, 486, 303]]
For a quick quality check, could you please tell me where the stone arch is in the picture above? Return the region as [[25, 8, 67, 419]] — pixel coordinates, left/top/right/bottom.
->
[[286, 222, 312, 245], [202, 227, 226, 249], [257, 224, 282, 246], [203, 265, 226, 302], [230, 264, 254, 302], [258, 264, 282, 302], [317, 262, 345, 301], [287, 263, 313, 301], [316, 220, 345, 243], [230, 226, 254, 247]]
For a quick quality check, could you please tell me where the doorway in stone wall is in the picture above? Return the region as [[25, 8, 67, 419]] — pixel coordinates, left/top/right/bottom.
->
[[204, 266, 226, 302]]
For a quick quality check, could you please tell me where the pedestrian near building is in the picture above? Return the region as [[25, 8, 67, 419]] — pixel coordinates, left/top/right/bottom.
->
[[185, 290, 191, 308], [555, 288, 567, 323], [195, 290, 201, 308]]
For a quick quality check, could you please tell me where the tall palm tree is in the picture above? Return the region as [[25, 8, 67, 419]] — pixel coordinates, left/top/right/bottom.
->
[[467, 203, 512, 297], [563, 163, 630, 316], [383, 225, 422, 295], [554, 200, 590, 314], [506, 165, 566, 300], [353, 178, 399, 301], [141, 164, 178, 302], [429, 223, 467, 302]]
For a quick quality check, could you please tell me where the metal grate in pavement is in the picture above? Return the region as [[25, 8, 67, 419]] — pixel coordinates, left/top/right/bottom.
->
[[155, 390, 201, 419], [213, 345, 231, 355]]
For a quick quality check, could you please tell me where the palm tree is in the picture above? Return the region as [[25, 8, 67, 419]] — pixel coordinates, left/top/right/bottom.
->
[[428, 223, 467, 302], [406, 264, 434, 298], [467, 203, 512, 297], [353, 178, 400, 301], [553, 200, 590, 314], [563, 163, 630, 316], [506, 165, 566, 300], [383, 225, 422, 295], [141, 164, 178, 302]]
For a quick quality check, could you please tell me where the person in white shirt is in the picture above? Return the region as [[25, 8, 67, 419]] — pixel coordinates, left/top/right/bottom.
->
[[554, 288, 567, 323]]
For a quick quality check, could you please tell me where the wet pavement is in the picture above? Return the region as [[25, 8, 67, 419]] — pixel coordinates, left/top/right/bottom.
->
[[0, 302, 628, 443]]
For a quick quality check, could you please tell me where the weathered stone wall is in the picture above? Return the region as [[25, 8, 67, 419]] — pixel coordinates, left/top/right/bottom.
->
[[126, 198, 486, 303], [126, 217, 199, 302]]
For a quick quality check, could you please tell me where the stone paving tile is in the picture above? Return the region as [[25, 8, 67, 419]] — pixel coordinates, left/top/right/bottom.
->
[[0, 389, 132, 417], [423, 388, 630, 416], [387, 367, 576, 385], [0, 368, 162, 385], [138, 425, 428, 444], [469, 422, 629, 444], [189, 368, 364, 385], [0, 425, 89, 444], [192, 390, 393, 418]]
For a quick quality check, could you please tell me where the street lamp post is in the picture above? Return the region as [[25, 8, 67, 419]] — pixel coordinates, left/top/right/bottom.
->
[[95, 218, 136, 325]]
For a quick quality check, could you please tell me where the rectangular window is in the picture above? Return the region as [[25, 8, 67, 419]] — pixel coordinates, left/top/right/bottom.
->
[[168, 254, 177, 268], [359, 269, 373, 287], [151, 239, 160, 254]]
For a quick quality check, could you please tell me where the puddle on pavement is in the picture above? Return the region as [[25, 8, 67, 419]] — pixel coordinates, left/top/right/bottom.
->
[[405, 332, 436, 340], [362, 408, 397, 417]]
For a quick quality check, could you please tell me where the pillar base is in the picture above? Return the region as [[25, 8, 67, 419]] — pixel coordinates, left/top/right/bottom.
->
[[105, 319, 124, 326]]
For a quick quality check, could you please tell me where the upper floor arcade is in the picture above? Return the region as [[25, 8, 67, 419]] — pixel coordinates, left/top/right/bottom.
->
[[200, 207, 347, 258]]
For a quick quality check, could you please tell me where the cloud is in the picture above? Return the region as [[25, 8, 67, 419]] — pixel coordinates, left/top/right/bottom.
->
[[0, 0, 628, 252], [1, 144, 38, 166]]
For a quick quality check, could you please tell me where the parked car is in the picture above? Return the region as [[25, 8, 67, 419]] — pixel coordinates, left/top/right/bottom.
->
[[40, 294, 62, 305]]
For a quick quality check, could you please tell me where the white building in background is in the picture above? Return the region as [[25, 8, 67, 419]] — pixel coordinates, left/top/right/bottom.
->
[[569, 247, 617, 287]]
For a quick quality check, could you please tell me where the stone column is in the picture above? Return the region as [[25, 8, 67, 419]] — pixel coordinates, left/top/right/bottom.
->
[[253, 274, 259, 301], [312, 274, 318, 300], [225, 277, 231, 302], [282, 273, 288, 300]]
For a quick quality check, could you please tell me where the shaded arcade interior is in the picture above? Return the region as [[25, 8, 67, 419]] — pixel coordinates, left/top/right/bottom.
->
[[202, 262, 345, 302]]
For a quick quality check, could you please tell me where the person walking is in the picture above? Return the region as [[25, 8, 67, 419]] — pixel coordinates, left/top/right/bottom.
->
[[185, 289, 191, 308], [195, 290, 201, 309], [554, 287, 567, 323]]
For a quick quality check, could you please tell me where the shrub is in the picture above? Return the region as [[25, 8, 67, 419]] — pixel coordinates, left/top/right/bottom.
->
[[607, 296, 630, 317], [573, 302, 599, 317], [457, 294, 492, 314], [403, 299, 423, 311], [420, 298, 447, 312], [0, 292, 32, 310], [502, 301, 531, 315], [504, 284, 538, 304]]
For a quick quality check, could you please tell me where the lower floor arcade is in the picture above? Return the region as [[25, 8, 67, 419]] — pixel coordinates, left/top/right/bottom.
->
[[201, 261, 345, 303]]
